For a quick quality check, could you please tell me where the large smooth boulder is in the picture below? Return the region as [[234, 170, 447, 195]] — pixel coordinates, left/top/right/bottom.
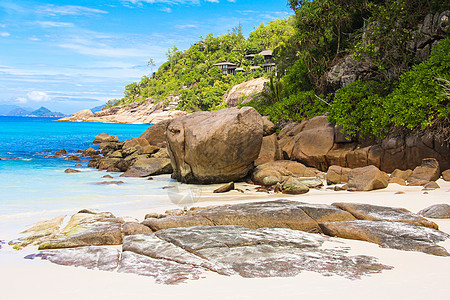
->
[[347, 165, 388, 191], [93, 133, 119, 144], [59, 109, 94, 121], [139, 119, 172, 148], [443, 169, 450, 181], [166, 107, 263, 184], [252, 160, 320, 186], [142, 200, 355, 232]]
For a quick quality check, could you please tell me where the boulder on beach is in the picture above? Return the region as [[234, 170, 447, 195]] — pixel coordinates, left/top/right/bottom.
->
[[347, 165, 388, 191], [407, 158, 440, 185], [441, 169, 450, 181], [326, 165, 351, 185], [121, 157, 172, 177], [252, 160, 320, 186], [254, 133, 282, 166], [93, 133, 119, 144], [59, 109, 94, 121], [166, 107, 263, 184]]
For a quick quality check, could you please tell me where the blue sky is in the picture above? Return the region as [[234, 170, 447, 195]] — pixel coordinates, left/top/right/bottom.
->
[[0, 0, 292, 114]]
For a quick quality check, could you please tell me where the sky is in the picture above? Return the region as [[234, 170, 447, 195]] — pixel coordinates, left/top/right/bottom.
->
[[0, 0, 292, 114]]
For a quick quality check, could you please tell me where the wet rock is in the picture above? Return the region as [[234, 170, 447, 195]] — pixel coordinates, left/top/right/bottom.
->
[[97, 158, 121, 171], [282, 177, 309, 195], [118, 251, 204, 284], [122, 222, 153, 236], [418, 204, 450, 219], [55, 149, 68, 156], [81, 148, 99, 157], [121, 158, 172, 177], [320, 220, 449, 256], [155, 225, 392, 279], [347, 165, 388, 191], [407, 158, 440, 185], [332, 202, 438, 229], [252, 160, 320, 186], [213, 182, 235, 193], [93, 181, 124, 185], [65, 155, 80, 161], [326, 165, 351, 185], [64, 168, 80, 173], [93, 133, 119, 144], [26, 246, 120, 271], [167, 107, 263, 184], [102, 175, 114, 179]]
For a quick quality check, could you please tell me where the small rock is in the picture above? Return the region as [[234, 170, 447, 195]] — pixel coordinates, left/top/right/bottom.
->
[[55, 149, 68, 156], [443, 169, 450, 181], [93, 181, 124, 185], [389, 177, 406, 186], [422, 181, 440, 190], [66, 155, 80, 161], [418, 204, 450, 219], [390, 169, 413, 180], [145, 213, 166, 219], [407, 158, 440, 184], [213, 182, 234, 193], [282, 177, 309, 195], [395, 191, 405, 194], [122, 222, 153, 235], [75, 164, 83, 167], [102, 175, 114, 179], [165, 209, 185, 216], [64, 168, 80, 173], [93, 133, 119, 144]]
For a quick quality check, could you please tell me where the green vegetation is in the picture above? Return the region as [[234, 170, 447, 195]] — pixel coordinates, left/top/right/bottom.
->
[[114, 0, 449, 141], [113, 19, 295, 112]]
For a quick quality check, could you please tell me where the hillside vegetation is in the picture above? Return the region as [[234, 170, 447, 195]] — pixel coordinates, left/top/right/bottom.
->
[[107, 19, 295, 112], [112, 0, 449, 141]]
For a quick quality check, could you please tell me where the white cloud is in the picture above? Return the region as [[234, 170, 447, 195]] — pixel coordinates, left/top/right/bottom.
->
[[175, 24, 198, 29], [36, 21, 75, 28], [29, 36, 41, 41], [37, 5, 108, 16], [160, 7, 172, 13], [27, 91, 51, 102], [0, 32, 11, 37]]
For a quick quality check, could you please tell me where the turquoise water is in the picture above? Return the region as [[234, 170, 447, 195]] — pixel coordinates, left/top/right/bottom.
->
[[0, 117, 178, 238]]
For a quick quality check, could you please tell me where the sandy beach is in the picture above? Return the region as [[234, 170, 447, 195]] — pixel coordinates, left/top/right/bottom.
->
[[1, 179, 449, 300]]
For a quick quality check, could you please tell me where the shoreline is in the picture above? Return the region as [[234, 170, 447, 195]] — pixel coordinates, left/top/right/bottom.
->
[[1, 177, 449, 299]]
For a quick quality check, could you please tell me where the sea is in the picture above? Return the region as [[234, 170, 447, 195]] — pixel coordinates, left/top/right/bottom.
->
[[0, 116, 194, 240]]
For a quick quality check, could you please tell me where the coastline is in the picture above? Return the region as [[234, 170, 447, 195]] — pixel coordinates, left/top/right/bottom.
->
[[1, 177, 449, 299]]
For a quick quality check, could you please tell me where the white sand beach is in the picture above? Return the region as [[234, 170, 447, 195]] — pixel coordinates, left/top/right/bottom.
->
[[1, 179, 449, 300]]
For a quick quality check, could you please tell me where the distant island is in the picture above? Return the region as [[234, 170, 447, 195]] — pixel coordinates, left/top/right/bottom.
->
[[0, 105, 67, 118]]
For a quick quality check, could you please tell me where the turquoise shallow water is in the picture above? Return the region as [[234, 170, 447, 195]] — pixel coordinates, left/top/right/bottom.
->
[[0, 117, 179, 238]]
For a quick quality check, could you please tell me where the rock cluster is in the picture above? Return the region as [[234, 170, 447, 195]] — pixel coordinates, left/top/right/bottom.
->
[[87, 133, 172, 177], [277, 116, 449, 173], [18, 200, 449, 284], [59, 97, 188, 124]]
